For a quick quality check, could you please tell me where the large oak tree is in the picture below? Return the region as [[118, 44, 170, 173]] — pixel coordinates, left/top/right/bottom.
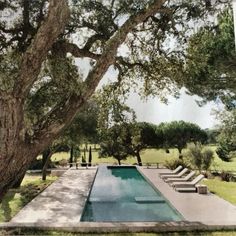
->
[[0, 0, 226, 200]]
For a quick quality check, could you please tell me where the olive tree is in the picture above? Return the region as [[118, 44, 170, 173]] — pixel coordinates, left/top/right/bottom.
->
[[187, 143, 214, 172]]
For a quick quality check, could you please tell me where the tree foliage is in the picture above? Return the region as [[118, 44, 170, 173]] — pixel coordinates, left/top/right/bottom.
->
[[99, 123, 130, 165], [205, 128, 220, 144], [187, 143, 214, 172], [97, 85, 135, 165], [99, 121, 161, 165], [216, 109, 236, 161], [124, 122, 162, 165], [159, 121, 208, 158], [184, 8, 236, 105], [184, 8, 236, 162]]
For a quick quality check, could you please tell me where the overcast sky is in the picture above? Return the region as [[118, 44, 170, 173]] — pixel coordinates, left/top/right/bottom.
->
[[76, 57, 219, 130], [126, 89, 219, 129]]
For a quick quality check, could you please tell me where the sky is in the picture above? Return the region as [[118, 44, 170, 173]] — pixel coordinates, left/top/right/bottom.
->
[[126, 89, 219, 129], [76, 58, 219, 129]]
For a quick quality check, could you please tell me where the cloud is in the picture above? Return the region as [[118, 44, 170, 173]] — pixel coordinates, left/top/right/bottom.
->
[[127, 89, 218, 129]]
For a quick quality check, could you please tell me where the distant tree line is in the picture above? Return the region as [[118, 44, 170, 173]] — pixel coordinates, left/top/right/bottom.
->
[[99, 120, 208, 166]]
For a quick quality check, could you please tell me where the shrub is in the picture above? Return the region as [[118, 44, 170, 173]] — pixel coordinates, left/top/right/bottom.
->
[[187, 143, 202, 170], [81, 156, 87, 167], [216, 145, 232, 162], [164, 159, 190, 170], [220, 171, 235, 182], [58, 159, 68, 167], [187, 143, 214, 171], [29, 160, 55, 170], [202, 148, 214, 170]]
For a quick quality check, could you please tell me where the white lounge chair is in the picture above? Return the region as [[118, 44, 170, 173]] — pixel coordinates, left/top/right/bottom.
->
[[162, 168, 189, 180], [165, 171, 196, 183], [159, 165, 183, 176], [172, 174, 205, 189]]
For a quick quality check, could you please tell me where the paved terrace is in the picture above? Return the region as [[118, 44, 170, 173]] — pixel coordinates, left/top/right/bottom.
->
[[1, 166, 236, 233], [139, 167, 236, 226], [11, 168, 97, 224]]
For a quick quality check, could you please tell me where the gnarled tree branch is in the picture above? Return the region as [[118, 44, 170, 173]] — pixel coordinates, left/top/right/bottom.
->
[[54, 41, 100, 60], [31, 0, 167, 152], [84, 0, 167, 94], [83, 34, 107, 51], [13, 0, 70, 98]]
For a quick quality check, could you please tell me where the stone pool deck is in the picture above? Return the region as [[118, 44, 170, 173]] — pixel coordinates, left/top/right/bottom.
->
[[1, 166, 236, 233], [11, 168, 97, 224], [139, 167, 236, 226]]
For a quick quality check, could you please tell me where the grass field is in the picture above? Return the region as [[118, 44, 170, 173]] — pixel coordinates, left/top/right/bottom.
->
[[51, 148, 181, 164], [51, 146, 236, 172], [0, 175, 57, 223], [202, 178, 236, 205]]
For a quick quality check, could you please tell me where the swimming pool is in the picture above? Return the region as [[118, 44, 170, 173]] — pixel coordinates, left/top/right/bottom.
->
[[81, 166, 183, 222]]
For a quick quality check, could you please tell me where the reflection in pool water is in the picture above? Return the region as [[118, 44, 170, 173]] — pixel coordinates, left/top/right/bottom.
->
[[81, 166, 183, 222]]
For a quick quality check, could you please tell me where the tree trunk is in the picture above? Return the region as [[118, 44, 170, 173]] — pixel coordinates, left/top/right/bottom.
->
[[83, 147, 86, 160], [0, 97, 28, 201], [42, 149, 53, 181], [69, 146, 74, 168], [178, 148, 183, 159], [42, 149, 50, 166], [0, 97, 53, 202], [136, 152, 143, 166], [12, 172, 25, 188], [0, 0, 70, 201], [118, 159, 121, 165], [0, 147, 39, 203], [88, 146, 92, 167]]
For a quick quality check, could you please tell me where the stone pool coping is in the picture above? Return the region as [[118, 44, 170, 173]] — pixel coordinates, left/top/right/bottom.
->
[[138, 167, 236, 226], [1, 166, 236, 233], [1, 221, 236, 233]]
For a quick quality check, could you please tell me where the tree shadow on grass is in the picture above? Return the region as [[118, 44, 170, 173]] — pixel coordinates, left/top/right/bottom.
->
[[0, 180, 53, 223]]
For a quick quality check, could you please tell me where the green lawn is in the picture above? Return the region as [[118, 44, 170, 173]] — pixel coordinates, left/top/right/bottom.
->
[[212, 157, 236, 172], [50, 146, 236, 172], [202, 178, 236, 205], [51, 148, 179, 164], [0, 175, 57, 223]]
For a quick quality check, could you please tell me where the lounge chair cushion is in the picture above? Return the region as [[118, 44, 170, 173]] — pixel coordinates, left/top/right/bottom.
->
[[159, 165, 183, 176], [171, 174, 204, 188], [162, 168, 188, 179], [166, 171, 196, 183]]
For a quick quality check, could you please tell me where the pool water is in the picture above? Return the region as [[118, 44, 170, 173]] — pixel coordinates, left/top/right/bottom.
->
[[81, 166, 183, 222]]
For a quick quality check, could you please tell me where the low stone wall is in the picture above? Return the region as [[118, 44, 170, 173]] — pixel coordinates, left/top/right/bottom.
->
[[1, 222, 236, 233]]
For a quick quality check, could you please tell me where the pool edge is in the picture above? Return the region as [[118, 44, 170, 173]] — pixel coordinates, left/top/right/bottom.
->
[[137, 166, 184, 221], [80, 167, 99, 221]]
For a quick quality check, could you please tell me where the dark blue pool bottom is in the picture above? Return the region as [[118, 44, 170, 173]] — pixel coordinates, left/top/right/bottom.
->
[[81, 166, 183, 222]]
